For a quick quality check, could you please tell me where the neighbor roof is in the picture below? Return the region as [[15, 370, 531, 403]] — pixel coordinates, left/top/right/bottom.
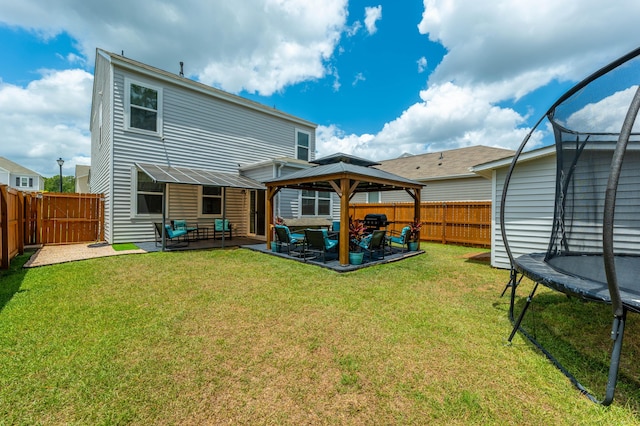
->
[[375, 146, 515, 181], [0, 157, 42, 177]]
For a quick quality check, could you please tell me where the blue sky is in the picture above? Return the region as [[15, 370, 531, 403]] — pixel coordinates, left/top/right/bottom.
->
[[1, 0, 640, 177]]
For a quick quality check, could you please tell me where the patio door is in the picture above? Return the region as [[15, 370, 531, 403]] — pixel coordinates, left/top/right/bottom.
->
[[249, 190, 266, 236]]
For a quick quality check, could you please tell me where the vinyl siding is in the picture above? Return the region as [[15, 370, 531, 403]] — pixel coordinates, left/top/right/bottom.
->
[[492, 155, 556, 269], [104, 67, 315, 243], [90, 52, 115, 242], [351, 176, 490, 203]]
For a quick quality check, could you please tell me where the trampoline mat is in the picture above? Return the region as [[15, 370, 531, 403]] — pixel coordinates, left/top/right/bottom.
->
[[514, 253, 640, 313]]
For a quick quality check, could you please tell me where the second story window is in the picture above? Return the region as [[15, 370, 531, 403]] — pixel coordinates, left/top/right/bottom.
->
[[296, 129, 310, 161], [125, 78, 162, 134]]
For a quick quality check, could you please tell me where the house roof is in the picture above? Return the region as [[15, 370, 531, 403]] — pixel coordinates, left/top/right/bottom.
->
[[98, 48, 317, 129], [136, 162, 265, 190], [75, 165, 90, 177], [470, 145, 556, 179], [375, 146, 515, 181], [0, 157, 42, 177]]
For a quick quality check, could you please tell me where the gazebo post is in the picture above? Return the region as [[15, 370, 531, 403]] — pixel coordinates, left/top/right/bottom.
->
[[339, 178, 350, 265], [265, 187, 277, 249]]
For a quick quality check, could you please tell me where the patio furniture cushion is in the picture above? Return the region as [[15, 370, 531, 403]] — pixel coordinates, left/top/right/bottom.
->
[[214, 219, 232, 239], [154, 222, 189, 248], [274, 225, 303, 255], [388, 226, 411, 252], [304, 228, 338, 263], [358, 229, 386, 261]]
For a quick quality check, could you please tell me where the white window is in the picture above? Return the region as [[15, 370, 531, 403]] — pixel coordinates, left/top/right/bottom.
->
[[296, 129, 310, 161], [301, 190, 331, 216], [125, 78, 162, 135], [367, 192, 381, 203], [200, 186, 224, 216], [135, 170, 163, 215], [15, 177, 32, 187]]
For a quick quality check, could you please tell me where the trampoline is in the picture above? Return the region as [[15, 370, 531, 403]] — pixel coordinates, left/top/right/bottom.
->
[[501, 46, 640, 406]]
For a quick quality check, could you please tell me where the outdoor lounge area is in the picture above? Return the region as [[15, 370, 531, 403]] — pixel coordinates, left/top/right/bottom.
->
[[136, 233, 424, 272]]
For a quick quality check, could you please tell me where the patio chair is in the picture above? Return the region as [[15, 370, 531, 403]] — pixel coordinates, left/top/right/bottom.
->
[[387, 226, 411, 253], [304, 228, 338, 263], [274, 225, 304, 255], [358, 229, 386, 261], [154, 222, 189, 248], [213, 219, 232, 240], [172, 219, 199, 241]]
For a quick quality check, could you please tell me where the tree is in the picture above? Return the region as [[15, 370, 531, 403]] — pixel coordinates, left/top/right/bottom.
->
[[44, 175, 76, 193]]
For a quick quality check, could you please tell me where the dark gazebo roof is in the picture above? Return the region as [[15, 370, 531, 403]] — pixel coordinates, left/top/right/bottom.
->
[[264, 154, 422, 193], [310, 152, 380, 167]]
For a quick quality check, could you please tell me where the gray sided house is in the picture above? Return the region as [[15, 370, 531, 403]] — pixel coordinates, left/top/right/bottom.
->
[[471, 146, 556, 269], [351, 146, 514, 203], [90, 49, 317, 244], [0, 156, 44, 192]]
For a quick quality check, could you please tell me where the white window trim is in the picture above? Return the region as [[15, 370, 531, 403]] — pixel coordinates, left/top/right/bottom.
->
[[197, 185, 226, 218], [130, 168, 163, 219], [300, 190, 332, 217], [124, 77, 163, 136], [295, 128, 311, 161]]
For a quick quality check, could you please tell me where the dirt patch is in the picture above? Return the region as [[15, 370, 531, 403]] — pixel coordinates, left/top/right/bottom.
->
[[24, 243, 147, 268], [463, 252, 491, 262]]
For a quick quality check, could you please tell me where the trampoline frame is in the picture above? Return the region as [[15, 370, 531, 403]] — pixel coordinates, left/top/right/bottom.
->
[[500, 47, 640, 406]]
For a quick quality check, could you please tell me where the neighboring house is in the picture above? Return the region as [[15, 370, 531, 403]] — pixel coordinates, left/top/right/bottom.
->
[[471, 145, 556, 269], [0, 156, 44, 192], [75, 165, 91, 193], [352, 146, 514, 203], [90, 49, 317, 244]]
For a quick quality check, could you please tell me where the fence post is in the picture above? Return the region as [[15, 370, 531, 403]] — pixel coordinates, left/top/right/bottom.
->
[[1, 185, 8, 269]]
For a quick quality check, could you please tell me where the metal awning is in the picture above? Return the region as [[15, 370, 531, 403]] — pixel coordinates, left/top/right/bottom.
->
[[135, 162, 265, 189]]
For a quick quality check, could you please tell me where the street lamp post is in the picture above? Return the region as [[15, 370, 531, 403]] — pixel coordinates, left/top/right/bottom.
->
[[56, 158, 64, 192]]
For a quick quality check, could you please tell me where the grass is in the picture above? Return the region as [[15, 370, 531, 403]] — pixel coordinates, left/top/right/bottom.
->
[[112, 242, 140, 251], [1, 243, 639, 424]]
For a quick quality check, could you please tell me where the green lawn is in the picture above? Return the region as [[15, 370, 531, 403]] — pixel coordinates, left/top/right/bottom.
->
[[1, 243, 639, 424]]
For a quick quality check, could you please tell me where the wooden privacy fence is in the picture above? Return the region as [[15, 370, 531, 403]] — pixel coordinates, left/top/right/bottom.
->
[[24, 192, 104, 245], [0, 188, 104, 269], [0, 185, 24, 269], [350, 201, 492, 247]]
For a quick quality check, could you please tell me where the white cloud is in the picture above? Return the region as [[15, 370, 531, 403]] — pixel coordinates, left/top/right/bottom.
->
[[0, 69, 93, 176], [318, 0, 640, 160], [352, 72, 366, 86], [0, 0, 349, 96], [417, 56, 427, 73], [364, 5, 382, 35]]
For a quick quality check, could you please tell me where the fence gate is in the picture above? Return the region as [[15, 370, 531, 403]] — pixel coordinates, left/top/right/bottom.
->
[[35, 193, 104, 245]]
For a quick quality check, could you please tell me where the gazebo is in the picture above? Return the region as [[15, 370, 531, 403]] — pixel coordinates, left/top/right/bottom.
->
[[264, 153, 424, 265]]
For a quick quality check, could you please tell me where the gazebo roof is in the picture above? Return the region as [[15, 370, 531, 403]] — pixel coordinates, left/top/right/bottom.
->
[[310, 152, 380, 167], [263, 160, 423, 193]]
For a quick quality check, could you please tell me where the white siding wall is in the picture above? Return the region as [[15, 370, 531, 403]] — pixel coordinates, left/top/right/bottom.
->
[[352, 176, 491, 203], [90, 52, 114, 242], [106, 67, 315, 243], [492, 155, 556, 269]]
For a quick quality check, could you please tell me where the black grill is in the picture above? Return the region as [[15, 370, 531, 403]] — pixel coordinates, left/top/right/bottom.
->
[[363, 213, 389, 230]]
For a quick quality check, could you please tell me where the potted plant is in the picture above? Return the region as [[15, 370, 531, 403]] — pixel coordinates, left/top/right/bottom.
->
[[348, 217, 366, 264], [408, 218, 422, 251]]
